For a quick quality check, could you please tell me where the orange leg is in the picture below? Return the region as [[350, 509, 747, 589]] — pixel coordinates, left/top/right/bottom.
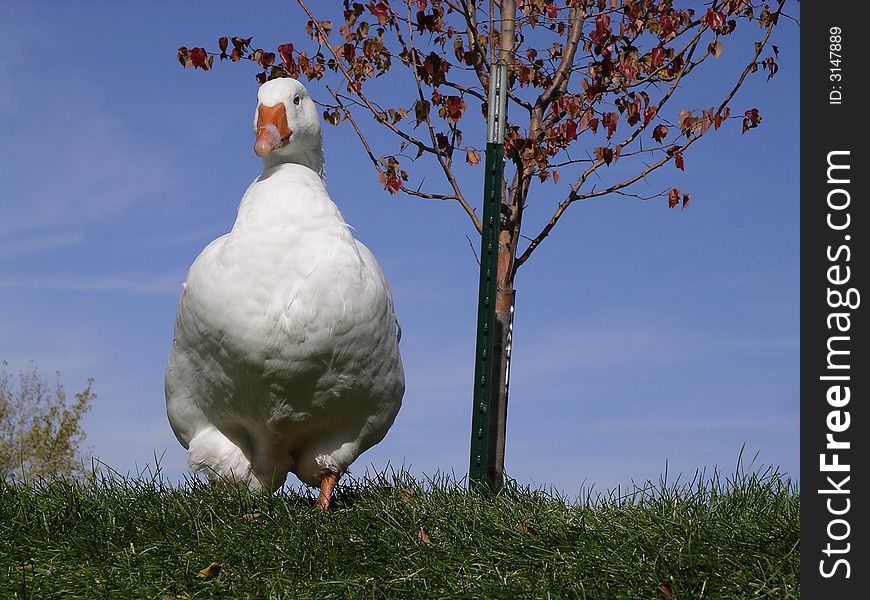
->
[[317, 471, 339, 511]]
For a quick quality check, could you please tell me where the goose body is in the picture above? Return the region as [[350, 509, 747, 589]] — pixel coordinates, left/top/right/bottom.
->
[[165, 78, 404, 500]]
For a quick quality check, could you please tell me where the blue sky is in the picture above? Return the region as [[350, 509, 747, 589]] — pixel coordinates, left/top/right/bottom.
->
[[0, 2, 799, 495]]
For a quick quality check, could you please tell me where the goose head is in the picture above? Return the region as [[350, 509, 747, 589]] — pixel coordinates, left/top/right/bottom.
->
[[253, 77, 324, 176]]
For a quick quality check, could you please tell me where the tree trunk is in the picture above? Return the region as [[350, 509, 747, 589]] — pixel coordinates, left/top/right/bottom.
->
[[486, 165, 523, 489]]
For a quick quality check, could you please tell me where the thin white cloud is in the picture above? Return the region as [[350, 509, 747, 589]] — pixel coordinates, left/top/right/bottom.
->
[[0, 231, 86, 254], [512, 319, 688, 382], [559, 414, 797, 435], [0, 48, 177, 238], [0, 272, 182, 296], [0, 110, 173, 236]]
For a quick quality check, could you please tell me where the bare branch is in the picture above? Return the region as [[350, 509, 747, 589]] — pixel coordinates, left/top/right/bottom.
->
[[466, 234, 481, 265], [716, 0, 785, 116], [400, 4, 482, 233], [330, 88, 464, 203]]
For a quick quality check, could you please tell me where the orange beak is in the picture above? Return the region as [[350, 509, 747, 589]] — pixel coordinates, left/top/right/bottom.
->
[[254, 103, 293, 157]]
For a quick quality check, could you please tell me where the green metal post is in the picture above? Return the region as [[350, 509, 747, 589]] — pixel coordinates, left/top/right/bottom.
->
[[470, 0, 514, 491], [469, 141, 504, 488]]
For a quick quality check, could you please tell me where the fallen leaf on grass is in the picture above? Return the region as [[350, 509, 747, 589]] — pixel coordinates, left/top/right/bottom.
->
[[241, 511, 263, 521], [659, 583, 676, 600], [515, 523, 538, 537], [197, 562, 222, 580], [418, 527, 431, 545], [397, 487, 414, 504]]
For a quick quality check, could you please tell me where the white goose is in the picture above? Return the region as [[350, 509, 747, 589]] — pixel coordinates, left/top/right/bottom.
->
[[165, 78, 404, 509]]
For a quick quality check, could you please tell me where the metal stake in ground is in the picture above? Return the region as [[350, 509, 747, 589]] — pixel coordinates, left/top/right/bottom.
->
[[469, 0, 515, 492]]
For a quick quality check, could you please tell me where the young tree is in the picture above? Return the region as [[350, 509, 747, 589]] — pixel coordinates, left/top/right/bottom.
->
[[0, 362, 95, 480], [179, 0, 790, 486]]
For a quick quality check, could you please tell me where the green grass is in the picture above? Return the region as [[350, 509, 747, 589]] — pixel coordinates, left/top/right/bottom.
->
[[0, 466, 798, 599]]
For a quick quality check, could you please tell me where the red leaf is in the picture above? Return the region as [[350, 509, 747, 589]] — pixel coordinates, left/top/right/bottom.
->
[[379, 172, 402, 194], [679, 109, 694, 131], [439, 95, 466, 122], [190, 47, 209, 70], [588, 117, 599, 134], [674, 152, 684, 171], [652, 124, 668, 143], [650, 46, 665, 67], [682, 193, 691, 209], [278, 43, 294, 65], [368, 1, 390, 24], [545, 2, 558, 19], [417, 52, 450, 86], [668, 188, 680, 208], [589, 14, 611, 45], [342, 42, 356, 62], [705, 9, 725, 32], [232, 36, 252, 53], [602, 111, 618, 139], [742, 108, 761, 133], [564, 119, 577, 143], [259, 51, 276, 68], [659, 14, 678, 39], [595, 146, 614, 165], [435, 132, 450, 152], [218, 37, 229, 53]]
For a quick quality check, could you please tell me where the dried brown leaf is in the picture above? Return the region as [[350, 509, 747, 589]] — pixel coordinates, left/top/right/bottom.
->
[[516, 523, 539, 537], [397, 487, 415, 503], [197, 561, 222, 580], [659, 582, 676, 600], [241, 511, 263, 521], [418, 526, 431, 545]]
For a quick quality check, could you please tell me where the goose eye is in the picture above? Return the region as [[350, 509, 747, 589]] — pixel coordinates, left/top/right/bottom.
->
[[293, 96, 301, 105]]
